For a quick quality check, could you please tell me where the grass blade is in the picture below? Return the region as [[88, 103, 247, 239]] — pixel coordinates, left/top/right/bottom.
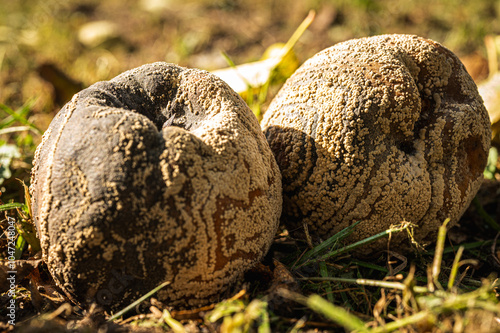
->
[[313, 222, 412, 263], [278, 10, 315, 61], [107, 281, 170, 322], [0, 102, 41, 134], [0, 126, 33, 135], [14, 233, 27, 259], [19, 178, 32, 219], [16, 221, 41, 253], [301, 276, 428, 293], [447, 246, 465, 290], [350, 260, 389, 273], [372, 311, 432, 333], [319, 261, 334, 303], [431, 218, 450, 289], [161, 309, 186, 333], [0, 202, 24, 212], [278, 289, 368, 332], [296, 221, 361, 267], [212, 10, 315, 97], [306, 294, 369, 332]]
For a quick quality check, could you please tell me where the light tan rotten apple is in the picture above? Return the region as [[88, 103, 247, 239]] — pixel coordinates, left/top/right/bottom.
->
[[262, 34, 491, 254]]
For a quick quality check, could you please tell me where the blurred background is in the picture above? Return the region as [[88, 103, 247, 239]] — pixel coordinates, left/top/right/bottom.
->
[[0, 0, 500, 200], [2, 0, 500, 112]]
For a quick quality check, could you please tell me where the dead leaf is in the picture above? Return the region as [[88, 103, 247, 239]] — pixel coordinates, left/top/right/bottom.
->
[[0, 259, 41, 293]]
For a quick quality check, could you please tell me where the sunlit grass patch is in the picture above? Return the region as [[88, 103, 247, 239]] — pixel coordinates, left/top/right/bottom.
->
[[278, 220, 500, 332]]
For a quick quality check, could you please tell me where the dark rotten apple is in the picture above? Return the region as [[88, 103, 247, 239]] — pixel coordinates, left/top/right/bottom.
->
[[30, 62, 282, 309]]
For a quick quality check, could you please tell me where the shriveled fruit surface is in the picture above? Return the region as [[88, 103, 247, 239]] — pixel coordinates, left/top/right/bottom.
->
[[262, 34, 491, 253], [30, 62, 282, 310]]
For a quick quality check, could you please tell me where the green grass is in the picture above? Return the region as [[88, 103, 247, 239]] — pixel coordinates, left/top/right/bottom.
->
[[286, 219, 500, 332], [1, 169, 499, 331]]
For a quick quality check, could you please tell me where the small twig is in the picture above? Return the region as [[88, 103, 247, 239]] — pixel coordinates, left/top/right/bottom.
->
[[402, 264, 420, 312], [149, 306, 163, 318], [0, 126, 34, 135], [43, 303, 73, 321], [371, 311, 432, 333], [161, 309, 186, 333], [300, 276, 428, 294], [447, 246, 465, 290], [228, 289, 246, 301], [431, 218, 450, 290], [289, 316, 307, 333], [386, 251, 408, 276], [303, 222, 313, 249]]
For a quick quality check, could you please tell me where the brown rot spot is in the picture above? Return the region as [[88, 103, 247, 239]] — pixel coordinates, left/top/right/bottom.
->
[[397, 141, 416, 155]]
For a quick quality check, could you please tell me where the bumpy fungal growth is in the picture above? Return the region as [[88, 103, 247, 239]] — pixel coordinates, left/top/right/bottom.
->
[[262, 34, 491, 252], [30, 62, 282, 309]]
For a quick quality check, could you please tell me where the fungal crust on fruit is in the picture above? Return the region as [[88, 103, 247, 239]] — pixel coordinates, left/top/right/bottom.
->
[[30, 62, 282, 309], [262, 34, 491, 252]]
